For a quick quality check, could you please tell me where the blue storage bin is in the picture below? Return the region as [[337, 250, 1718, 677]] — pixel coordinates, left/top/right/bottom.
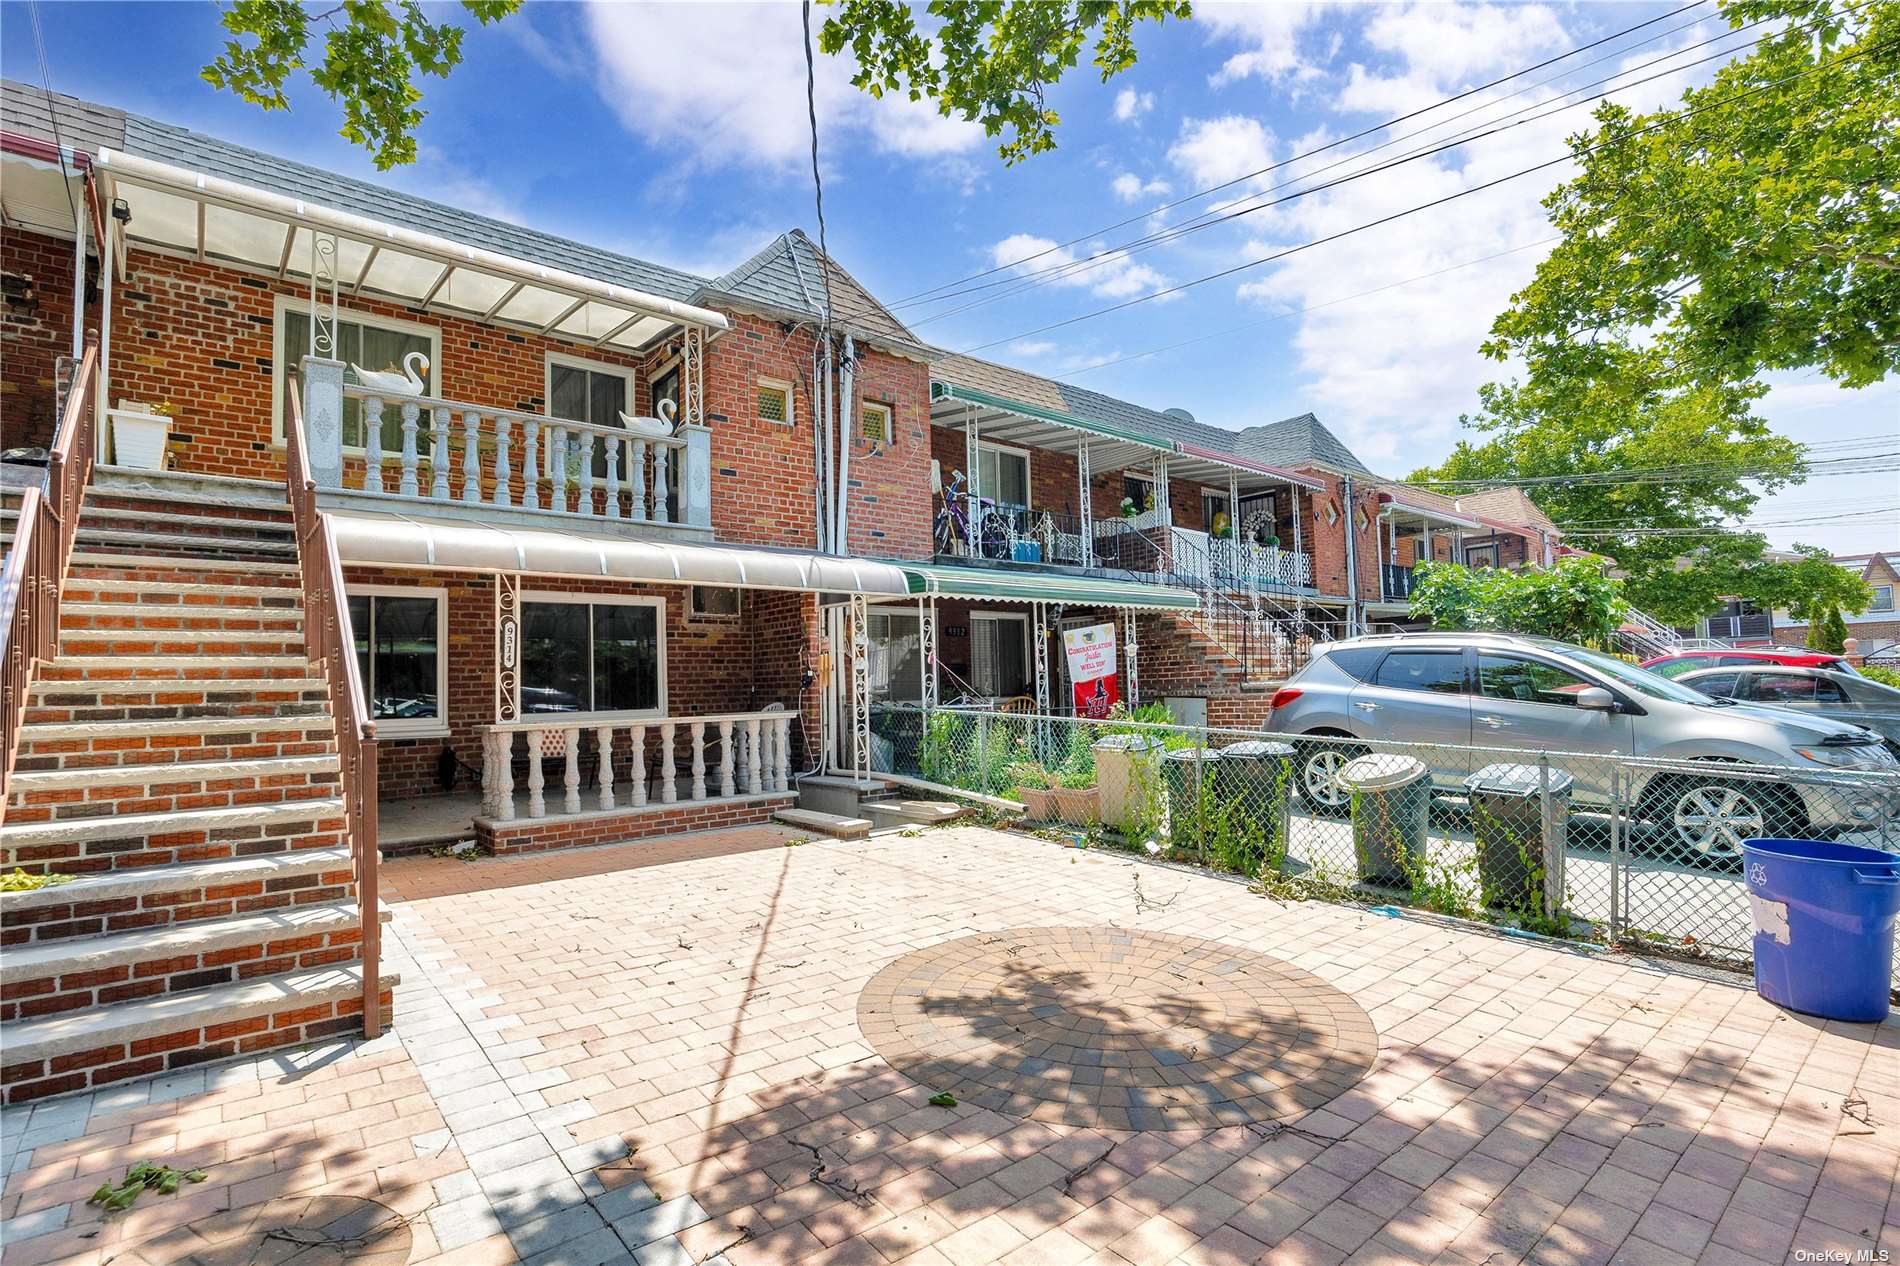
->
[[1742, 837, 1900, 1023]]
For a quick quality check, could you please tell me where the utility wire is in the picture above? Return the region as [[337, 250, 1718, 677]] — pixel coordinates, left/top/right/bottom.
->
[[916, 1, 1863, 328], [957, 42, 1883, 355], [27, 1, 78, 228], [891, 0, 1718, 308]]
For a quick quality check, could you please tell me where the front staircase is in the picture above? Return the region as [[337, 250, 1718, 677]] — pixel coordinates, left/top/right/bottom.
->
[[0, 482, 393, 1105]]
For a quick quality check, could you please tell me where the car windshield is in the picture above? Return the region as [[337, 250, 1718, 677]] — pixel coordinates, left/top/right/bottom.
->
[[1558, 645, 1723, 703]]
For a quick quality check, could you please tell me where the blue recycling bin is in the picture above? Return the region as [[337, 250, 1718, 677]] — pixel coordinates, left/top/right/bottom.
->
[[1741, 837, 1900, 1023]]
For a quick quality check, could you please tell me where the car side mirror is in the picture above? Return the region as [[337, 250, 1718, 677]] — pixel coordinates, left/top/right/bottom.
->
[[1577, 687, 1615, 711]]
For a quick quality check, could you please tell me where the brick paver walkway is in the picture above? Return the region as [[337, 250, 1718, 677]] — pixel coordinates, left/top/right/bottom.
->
[[2, 824, 1894, 1266]]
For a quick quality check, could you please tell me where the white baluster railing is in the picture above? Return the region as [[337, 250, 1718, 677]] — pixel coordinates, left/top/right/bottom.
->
[[338, 385, 710, 528], [480, 710, 795, 822]]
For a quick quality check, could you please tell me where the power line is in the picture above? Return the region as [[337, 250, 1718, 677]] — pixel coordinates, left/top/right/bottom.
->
[[891, 0, 1719, 308], [957, 41, 1883, 355], [905, 4, 1794, 323]]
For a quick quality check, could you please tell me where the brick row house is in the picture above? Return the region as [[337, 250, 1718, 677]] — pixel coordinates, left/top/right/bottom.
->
[[0, 82, 1565, 1096]]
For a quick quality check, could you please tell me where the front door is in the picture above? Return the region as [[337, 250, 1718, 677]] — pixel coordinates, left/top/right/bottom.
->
[[1348, 648, 1473, 785], [1472, 652, 1632, 800]]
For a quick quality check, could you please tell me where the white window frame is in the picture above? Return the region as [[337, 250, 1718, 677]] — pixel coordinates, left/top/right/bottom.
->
[[975, 440, 1032, 508], [860, 398, 894, 445], [757, 377, 795, 427], [544, 350, 636, 425], [1869, 584, 1894, 614], [689, 585, 742, 621], [867, 609, 922, 701], [520, 590, 667, 721], [271, 294, 441, 450], [346, 584, 449, 739], [970, 610, 1030, 698]]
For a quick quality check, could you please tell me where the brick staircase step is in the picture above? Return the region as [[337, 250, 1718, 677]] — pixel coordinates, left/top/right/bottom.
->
[[29, 675, 326, 698], [40, 654, 310, 674], [77, 505, 294, 535], [18, 712, 330, 742], [66, 578, 302, 600], [0, 963, 398, 1103], [70, 526, 298, 554], [0, 845, 356, 932], [9, 753, 341, 794], [0, 797, 345, 850], [1, 900, 379, 987], [59, 600, 303, 622], [67, 551, 300, 576], [61, 631, 308, 651]]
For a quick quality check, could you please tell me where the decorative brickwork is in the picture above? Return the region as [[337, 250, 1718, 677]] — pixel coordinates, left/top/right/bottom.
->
[[477, 792, 793, 854], [0, 224, 94, 453]]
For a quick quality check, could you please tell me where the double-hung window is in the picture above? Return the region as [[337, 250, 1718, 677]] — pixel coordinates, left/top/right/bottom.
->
[[977, 444, 1030, 510], [546, 353, 635, 481], [275, 297, 440, 451], [867, 611, 923, 702], [520, 594, 664, 717], [347, 587, 448, 737]]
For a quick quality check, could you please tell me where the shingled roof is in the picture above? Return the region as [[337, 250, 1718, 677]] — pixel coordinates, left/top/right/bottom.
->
[[697, 230, 932, 356], [1455, 486, 1558, 533], [0, 80, 128, 158]]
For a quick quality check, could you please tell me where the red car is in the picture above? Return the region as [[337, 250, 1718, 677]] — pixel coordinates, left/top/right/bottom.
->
[[1641, 648, 1861, 679]]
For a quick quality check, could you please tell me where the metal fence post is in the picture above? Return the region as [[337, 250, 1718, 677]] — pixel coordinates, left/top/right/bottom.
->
[[1538, 753, 1562, 921], [1193, 740, 1206, 865], [1607, 765, 1623, 945], [976, 711, 990, 792]]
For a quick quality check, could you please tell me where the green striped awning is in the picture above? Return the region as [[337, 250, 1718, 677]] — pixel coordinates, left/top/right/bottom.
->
[[898, 563, 1200, 611]]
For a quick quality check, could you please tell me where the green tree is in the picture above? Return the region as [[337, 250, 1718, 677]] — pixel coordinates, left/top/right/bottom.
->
[[1809, 603, 1851, 654], [1409, 557, 1629, 648], [202, 0, 522, 171], [820, 1, 1192, 165], [1489, 0, 1899, 389]]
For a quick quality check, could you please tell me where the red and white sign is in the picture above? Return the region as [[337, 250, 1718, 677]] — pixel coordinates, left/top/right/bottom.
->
[[1063, 624, 1121, 718]]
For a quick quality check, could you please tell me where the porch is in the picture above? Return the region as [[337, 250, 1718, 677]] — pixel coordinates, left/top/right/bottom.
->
[[1370, 490, 1486, 609]]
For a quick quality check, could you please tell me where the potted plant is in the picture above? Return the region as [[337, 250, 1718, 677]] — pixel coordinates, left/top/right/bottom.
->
[[1120, 495, 1139, 520], [1009, 762, 1056, 822], [1050, 767, 1099, 825], [109, 400, 174, 470]]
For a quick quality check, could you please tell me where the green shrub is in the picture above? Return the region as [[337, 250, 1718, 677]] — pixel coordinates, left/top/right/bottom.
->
[[1860, 663, 1900, 689]]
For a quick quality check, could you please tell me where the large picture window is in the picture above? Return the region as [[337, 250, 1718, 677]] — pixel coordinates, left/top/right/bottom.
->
[[521, 595, 664, 717], [346, 587, 447, 737], [274, 297, 440, 450]]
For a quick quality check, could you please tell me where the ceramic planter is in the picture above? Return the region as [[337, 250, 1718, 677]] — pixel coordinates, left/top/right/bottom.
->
[[1016, 786, 1057, 822], [1051, 785, 1099, 825], [109, 410, 172, 470]]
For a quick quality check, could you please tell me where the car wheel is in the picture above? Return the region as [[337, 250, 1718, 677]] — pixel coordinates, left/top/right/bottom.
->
[[1295, 739, 1365, 818], [1653, 777, 1798, 867]]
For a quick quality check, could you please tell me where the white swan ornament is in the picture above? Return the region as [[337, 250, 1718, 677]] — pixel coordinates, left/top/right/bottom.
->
[[349, 351, 430, 397], [616, 398, 679, 439]]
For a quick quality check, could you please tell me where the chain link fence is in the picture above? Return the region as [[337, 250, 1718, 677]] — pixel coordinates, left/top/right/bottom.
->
[[871, 704, 1900, 975]]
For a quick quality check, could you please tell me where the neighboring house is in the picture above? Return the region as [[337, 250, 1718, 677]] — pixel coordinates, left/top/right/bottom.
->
[[1774, 551, 1900, 652]]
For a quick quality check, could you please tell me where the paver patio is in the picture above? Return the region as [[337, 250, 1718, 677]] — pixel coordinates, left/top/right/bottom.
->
[[1, 823, 1893, 1266]]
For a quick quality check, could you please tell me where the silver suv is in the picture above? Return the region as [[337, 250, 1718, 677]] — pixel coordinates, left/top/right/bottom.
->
[[1265, 632, 1899, 860]]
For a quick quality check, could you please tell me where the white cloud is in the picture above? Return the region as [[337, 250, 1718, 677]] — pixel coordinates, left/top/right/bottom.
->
[[988, 233, 1174, 303], [582, 3, 981, 174], [1199, 3, 1330, 85], [1168, 116, 1274, 190], [1111, 172, 1172, 203], [1362, 4, 1568, 84], [1113, 87, 1155, 121], [1008, 339, 1058, 358]]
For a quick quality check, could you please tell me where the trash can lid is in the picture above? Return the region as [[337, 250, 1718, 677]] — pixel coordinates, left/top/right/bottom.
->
[[1219, 740, 1296, 759], [1163, 746, 1221, 764], [1338, 752, 1428, 791], [1092, 734, 1165, 752], [1463, 762, 1576, 797]]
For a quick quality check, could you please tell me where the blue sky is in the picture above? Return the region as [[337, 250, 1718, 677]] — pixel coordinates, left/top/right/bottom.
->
[[6, 1, 1893, 554]]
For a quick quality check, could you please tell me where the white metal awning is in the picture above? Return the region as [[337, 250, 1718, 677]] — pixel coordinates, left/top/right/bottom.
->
[[93, 149, 727, 352], [325, 508, 911, 595]]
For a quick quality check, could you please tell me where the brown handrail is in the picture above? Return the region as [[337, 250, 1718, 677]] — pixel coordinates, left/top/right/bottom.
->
[[0, 346, 98, 821], [285, 377, 383, 1038]]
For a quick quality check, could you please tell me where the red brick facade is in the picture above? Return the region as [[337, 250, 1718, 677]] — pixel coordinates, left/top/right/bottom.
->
[[1, 224, 94, 452], [477, 794, 792, 854]]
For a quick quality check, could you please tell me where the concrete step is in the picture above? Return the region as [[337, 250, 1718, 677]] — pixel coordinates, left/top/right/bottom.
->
[[66, 551, 300, 576], [59, 600, 303, 623], [793, 773, 896, 818], [862, 799, 971, 830], [1, 900, 378, 987], [65, 578, 303, 601], [0, 846, 357, 935], [9, 753, 341, 794], [70, 526, 298, 554], [61, 629, 308, 650], [86, 470, 291, 513], [30, 675, 325, 697], [0, 796, 345, 850], [773, 808, 871, 840], [39, 654, 310, 675], [18, 711, 330, 742], [0, 963, 398, 1103], [76, 505, 293, 536]]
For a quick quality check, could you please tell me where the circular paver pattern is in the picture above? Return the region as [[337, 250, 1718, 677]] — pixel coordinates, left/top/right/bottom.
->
[[858, 927, 1378, 1130]]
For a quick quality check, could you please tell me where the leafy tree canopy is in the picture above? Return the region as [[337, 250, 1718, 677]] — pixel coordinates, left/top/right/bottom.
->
[[1489, 0, 1900, 388], [203, 0, 521, 171], [1409, 557, 1630, 649], [820, 1, 1192, 164]]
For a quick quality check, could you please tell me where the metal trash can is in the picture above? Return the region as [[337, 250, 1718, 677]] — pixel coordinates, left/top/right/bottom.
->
[[1216, 740, 1297, 871], [1093, 734, 1164, 836], [1162, 747, 1221, 851], [1742, 837, 1900, 1023], [1339, 754, 1429, 887], [1463, 762, 1574, 915]]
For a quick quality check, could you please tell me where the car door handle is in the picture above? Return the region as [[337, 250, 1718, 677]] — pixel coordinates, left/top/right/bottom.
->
[[1354, 701, 1379, 711], [1479, 715, 1509, 728]]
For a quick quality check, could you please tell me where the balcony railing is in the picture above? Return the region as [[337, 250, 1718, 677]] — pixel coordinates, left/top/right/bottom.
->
[[305, 371, 710, 530], [479, 709, 794, 821], [1381, 562, 1416, 601], [1172, 528, 1313, 593], [942, 503, 1165, 573]]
